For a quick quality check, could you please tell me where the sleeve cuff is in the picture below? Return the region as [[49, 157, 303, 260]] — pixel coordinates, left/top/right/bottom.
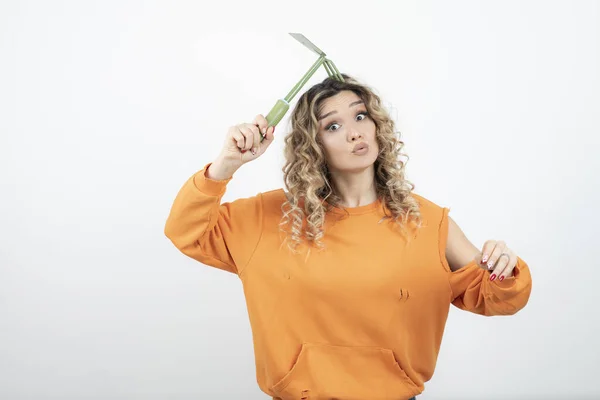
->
[[192, 163, 232, 197], [491, 266, 519, 288], [487, 256, 532, 302]]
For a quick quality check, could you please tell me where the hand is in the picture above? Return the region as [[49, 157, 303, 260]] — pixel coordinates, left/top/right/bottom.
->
[[219, 114, 276, 168], [478, 240, 518, 282]]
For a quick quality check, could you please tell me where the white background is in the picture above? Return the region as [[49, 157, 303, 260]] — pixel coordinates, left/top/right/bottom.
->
[[1, 0, 599, 399]]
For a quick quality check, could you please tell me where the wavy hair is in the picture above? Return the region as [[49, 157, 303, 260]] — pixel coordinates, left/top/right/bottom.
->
[[280, 74, 422, 254]]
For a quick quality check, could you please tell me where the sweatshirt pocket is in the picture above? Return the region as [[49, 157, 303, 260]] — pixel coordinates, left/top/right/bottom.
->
[[270, 343, 420, 400]]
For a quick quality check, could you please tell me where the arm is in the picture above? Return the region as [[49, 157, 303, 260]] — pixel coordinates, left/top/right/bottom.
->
[[445, 215, 480, 272], [163, 161, 263, 275], [164, 115, 276, 275], [444, 214, 532, 316]]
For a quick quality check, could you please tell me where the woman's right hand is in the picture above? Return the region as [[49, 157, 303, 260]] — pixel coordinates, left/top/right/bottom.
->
[[208, 114, 276, 180]]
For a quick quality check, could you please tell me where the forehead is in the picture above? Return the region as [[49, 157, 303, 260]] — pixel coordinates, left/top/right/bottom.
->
[[319, 90, 362, 113]]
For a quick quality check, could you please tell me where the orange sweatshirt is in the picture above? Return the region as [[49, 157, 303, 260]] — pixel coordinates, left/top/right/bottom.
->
[[164, 164, 532, 400]]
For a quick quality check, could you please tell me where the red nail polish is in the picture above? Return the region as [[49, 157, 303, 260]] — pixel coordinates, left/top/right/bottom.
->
[[499, 276, 504, 281], [490, 274, 496, 281]]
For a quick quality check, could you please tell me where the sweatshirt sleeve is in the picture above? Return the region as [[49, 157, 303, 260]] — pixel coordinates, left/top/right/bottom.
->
[[448, 257, 532, 316], [435, 205, 533, 316], [163, 163, 263, 275]]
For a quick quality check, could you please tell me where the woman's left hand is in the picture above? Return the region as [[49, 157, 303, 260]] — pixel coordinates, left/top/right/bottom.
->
[[479, 240, 518, 282]]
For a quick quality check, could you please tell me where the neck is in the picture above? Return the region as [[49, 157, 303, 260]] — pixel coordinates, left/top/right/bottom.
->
[[328, 165, 378, 208]]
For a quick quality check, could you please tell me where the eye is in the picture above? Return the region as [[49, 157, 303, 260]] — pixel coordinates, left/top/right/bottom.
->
[[325, 122, 340, 132], [324, 111, 368, 132]]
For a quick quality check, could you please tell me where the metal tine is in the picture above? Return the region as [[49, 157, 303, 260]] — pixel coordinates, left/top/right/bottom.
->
[[326, 59, 344, 82], [323, 59, 335, 78]]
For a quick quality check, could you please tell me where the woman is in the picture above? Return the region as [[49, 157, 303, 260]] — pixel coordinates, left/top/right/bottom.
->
[[164, 74, 532, 400]]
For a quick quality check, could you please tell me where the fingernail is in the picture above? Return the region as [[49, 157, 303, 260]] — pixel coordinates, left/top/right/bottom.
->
[[251, 147, 257, 155], [482, 254, 489, 262], [490, 274, 496, 281], [487, 261, 494, 269], [499, 276, 504, 281]]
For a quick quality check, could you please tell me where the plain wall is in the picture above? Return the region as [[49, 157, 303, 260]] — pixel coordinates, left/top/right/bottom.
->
[[1, 0, 599, 399]]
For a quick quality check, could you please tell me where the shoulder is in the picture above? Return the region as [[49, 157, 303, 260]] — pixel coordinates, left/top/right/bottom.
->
[[260, 188, 288, 201], [217, 188, 286, 222], [405, 192, 453, 240], [409, 192, 447, 217], [225, 188, 288, 210], [256, 188, 289, 214]]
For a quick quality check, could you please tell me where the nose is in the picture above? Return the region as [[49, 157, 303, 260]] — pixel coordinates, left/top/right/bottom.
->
[[347, 128, 363, 142]]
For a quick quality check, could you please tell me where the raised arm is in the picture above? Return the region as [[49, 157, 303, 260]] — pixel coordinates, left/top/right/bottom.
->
[[164, 115, 276, 275]]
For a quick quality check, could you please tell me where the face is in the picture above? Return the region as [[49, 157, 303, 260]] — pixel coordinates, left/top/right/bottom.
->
[[317, 90, 379, 173]]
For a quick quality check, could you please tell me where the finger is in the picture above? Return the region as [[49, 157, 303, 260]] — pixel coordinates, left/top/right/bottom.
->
[[244, 123, 261, 149], [496, 252, 517, 282], [480, 240, 496, 266], [238, 124, 260, 154], [250, 125, 261, 155], [263, 125, 275, 142], [485, 240, 506, 271], [486, 241, 507, 274], [256, 126, 276, 154], [231, 130, 246, 150], [490, 251, 511, 281], [239, 125, 258, 151], [253, 114, 269, 136]]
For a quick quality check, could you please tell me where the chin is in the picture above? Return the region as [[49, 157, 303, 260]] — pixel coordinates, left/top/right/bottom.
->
[[339, 158, 378, 174]]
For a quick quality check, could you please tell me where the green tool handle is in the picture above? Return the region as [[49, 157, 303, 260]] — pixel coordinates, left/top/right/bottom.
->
[[258, 55, 340, 142], [266, 98, 290, 128], [259, 98, 289, 142]]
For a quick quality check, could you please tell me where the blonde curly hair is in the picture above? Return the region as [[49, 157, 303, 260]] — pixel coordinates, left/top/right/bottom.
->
[[280, 74, 422, 254]]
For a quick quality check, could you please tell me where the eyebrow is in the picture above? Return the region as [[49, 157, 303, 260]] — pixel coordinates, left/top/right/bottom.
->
[[317, 100, 365, 121]]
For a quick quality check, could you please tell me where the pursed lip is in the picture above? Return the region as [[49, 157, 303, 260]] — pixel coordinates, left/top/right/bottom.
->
[[352, 142, 369, 153]]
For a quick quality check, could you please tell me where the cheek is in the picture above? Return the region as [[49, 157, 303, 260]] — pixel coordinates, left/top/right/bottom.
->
[[367, 121, 377, 136], [320, 137, 347, 167], [321, 135, 344, 154]]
